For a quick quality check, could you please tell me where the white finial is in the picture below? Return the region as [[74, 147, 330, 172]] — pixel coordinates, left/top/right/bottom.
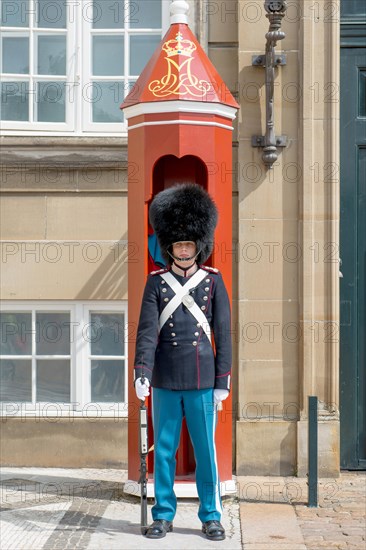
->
[[170, 0, 189, 24]]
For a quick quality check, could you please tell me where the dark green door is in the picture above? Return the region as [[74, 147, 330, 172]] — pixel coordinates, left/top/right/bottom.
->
[[340, 43, 366, 469]]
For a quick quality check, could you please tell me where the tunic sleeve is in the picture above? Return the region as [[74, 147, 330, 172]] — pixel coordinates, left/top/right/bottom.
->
[[211, 273, 232, 391], [133, 275, 159, 384]]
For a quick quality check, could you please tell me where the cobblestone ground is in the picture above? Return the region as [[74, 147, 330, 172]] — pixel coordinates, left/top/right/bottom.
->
[[0, 470, 122, 550], [237, 472, 366, 550], [0, 468, 365, 550], [295, 473, 366, 550]]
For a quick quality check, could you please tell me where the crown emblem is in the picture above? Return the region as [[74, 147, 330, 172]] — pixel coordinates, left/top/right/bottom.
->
[[162, 32, 196, 58]]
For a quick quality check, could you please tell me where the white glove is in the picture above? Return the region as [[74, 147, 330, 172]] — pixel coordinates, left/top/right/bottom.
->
[[214, 389, 229, 405], [135, 377, 150, 400]]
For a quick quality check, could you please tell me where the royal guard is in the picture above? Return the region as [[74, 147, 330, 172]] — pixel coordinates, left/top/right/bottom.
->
[[133, 183, 232, 540]]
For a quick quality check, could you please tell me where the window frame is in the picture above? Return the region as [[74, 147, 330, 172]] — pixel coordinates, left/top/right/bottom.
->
[[0, 301, 128, 418], [1, 0, 170, 136], [82, 303, 128, 406], [0, 0, 76, 133]]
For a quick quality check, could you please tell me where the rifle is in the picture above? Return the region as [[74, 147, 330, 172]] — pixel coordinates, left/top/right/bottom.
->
[[139, 371, 149, 535]]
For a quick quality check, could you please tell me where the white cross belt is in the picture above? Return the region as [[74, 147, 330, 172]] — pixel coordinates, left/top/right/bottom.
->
[[158, 269, 212, 345]]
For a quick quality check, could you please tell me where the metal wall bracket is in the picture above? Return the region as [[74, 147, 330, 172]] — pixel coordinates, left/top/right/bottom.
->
[[252, 54, 287, 67], [252, 135, 287, 148], [251, 0, 288, 169]]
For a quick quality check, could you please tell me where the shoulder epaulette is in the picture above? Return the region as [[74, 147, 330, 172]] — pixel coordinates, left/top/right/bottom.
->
[[200, 265, 219, 273], [150, 267, 169, 276]]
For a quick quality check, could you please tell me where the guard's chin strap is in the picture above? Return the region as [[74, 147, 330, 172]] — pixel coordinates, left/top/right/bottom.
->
[[167, 248, 200, 262], [167, 250, 196, 261], [166, 247, 202, 276], [172, 261, 197, 277]]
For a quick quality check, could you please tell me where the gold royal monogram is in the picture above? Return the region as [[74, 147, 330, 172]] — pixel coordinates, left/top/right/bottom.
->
[[148, 32, 212, 98]]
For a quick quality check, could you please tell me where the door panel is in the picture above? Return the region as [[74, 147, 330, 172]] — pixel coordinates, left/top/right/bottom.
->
[[340, 47, 366, 469]]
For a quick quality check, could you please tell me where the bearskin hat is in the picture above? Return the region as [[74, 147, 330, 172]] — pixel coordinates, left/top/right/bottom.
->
[[149, 183, 218, 265]]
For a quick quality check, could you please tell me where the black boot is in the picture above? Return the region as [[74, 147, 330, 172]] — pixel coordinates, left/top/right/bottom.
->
[[202, 520, 226, 541], [144, 519, 173, 539]]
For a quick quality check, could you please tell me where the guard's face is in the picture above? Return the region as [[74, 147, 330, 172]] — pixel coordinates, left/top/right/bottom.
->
[[172, 241, 197, 263]]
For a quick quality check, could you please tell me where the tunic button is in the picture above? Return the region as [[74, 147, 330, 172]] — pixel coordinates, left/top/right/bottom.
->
[[192, 341, 197, 346], [203, 296, 208, 301], [201, 305, 206, 311], [172, 342, 178, 346], [164, 297, 169, 302], [194, 331, 199, 336], [170, 315, 173, 319], [196, 323, 201, 327], [205, 278, 210, 283], [169, 322, 174, 327], [161, 280, 165, 284], [205, 287, 210, 292], [171, 332, 176, 337], [162, 288, 167, 293]]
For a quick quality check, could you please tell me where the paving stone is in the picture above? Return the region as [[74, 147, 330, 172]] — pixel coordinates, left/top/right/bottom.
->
[[240, 502, 307, 549], [337, 519, 363, 525], [315, 510, 338, 517], [342, 527, 365, 537], [350, 511, 365, 518]]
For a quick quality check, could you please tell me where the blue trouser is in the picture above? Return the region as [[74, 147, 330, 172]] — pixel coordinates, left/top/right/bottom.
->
[[151, 387, 223, 523]]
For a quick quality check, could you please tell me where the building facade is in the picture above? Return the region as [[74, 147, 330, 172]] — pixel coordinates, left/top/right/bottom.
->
[[1, 0, 365, 475]]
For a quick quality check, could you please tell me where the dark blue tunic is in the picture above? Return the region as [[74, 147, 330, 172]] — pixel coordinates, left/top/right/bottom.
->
[[133, 265, 232, 391]]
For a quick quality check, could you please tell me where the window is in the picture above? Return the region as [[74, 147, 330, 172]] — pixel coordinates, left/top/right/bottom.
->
[[0, 0, 168, 135], [87, 308, 126, 403], [0, 302, 128, 416]]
